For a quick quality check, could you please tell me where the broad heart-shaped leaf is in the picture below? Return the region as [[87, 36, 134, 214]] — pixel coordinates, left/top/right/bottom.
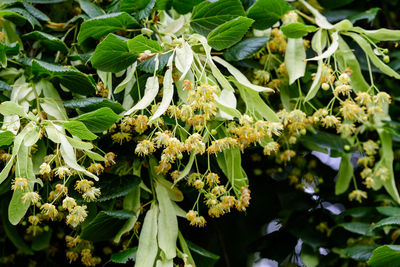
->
[[127, 34, 163, 54], [120, 0, 151, 12], [5, 7, 41, 28], [22, 31, 68, 52], [111, 247, 138, 264], [79, 0, 106, 18], [223, 36, 268, 61], [78, 12, 139, 44], [207, 16, 253, 51], [136, 0, 155, 20], [300, 131, 351, 155], [190, 0, 245, 36], [22, 2, 50, 22], [368, 245, 400, 267], [0, 42, 19, 57], [0, 131, 14, 147], [31, 60, 96, 95], [90, 33, 137, 73], [80, 210, 135, 242], [138, 51, 172, 73], [281, 23, 317, 38], [95, 174, 141, 202], [72, 107, 121, 133], [343, 245, 378, 262], [172, 0, 203, 14], [247, 0, 292, 30], [63, 121, 97, 140], [64, 97, 125, 113], [0, 10, 27, 26]]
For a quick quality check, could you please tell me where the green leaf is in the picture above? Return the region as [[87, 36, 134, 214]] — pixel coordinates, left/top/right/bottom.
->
[[135, 203, 159, 267], [343, 245, 377, 262], [73, 107, 121, 133], [120, 0, 151, 13], [0, 80, 13, 91], [247, 0, 292, 30], [0, 10, 27, 26], [1, 201, 33, 255], [78, 12, 139, 44], [172, 0, 203, 14], [63, 121, 97, 140], [111, 247, 138, 264], [95, 174, 141, 202], [345, 32, 400, 79], [22, 31, 68, 52], [64, 97, 124, 114], [0, 131, 14, 146], [81, 210, 135, 242], [127, 34, 163, 54], [31, 60, 96, 95], [335, 153, 354, 195], [349, 8, 380, 24], [207, 16, 253, 51], [178, 232, 195, 265], [137, 52, 172, 73], [190, 0, 245, 36], [281, 23, 317, 38], [136, 0, 155, 20], [376, 206, 400, 217], [340, 222, 374, 235], [187, 241, 220, 265], [31, 229, 52, 251], [370, 216, 400, 230], [22, 2, 50, 21], [368, 245, 400, 267], [223, 37, 268, 61], [79, 0, 106, 18], [300, 131, 351, 155], [114, 187, 141, 243], [285, 38, 306, 84], [5, 7, 41, 28], [91, 33, 137, 73]]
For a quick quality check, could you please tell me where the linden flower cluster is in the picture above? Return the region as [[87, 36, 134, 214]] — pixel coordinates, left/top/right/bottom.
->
[[65, 235, 101, 266], [176, 81, 219, 129]]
